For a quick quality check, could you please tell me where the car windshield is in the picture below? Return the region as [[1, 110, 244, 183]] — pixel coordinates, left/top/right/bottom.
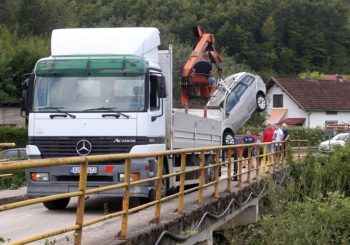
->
[[0, 148, 27, 160], [332, 133, 349, 141], [32, 76, 145, 112]]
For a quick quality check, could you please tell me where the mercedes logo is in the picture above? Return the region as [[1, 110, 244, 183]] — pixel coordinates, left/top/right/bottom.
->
[[76, 139, 92, 156]]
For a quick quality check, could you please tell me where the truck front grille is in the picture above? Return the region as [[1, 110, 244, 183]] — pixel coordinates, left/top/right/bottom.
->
[[29, 136, 148, 158]]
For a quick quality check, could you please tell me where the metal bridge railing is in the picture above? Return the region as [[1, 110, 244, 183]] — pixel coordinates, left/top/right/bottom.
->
[[0, 143, 16, 178], [0, 140, 308, 245]]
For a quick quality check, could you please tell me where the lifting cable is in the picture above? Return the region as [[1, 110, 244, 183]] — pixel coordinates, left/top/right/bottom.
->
[[154, 170, 288, 245]]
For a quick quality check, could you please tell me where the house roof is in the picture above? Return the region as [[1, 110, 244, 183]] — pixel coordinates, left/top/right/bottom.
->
[[270, 77, 350, 111], [280, 118, 306, 126]]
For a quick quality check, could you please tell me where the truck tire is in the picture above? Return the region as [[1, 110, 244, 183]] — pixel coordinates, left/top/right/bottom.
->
[[43, 198, 70, 210], [256, 93, 266, 112], [144, 166, 168, 203]]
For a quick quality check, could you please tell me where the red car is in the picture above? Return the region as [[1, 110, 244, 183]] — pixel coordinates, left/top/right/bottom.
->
[[234, 134, 260, 157]]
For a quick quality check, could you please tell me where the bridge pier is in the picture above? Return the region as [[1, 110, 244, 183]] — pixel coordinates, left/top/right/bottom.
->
[[184, 196, 261, 245]]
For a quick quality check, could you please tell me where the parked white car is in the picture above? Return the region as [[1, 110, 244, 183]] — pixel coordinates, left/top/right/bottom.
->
[[319, 133, 350, 152]]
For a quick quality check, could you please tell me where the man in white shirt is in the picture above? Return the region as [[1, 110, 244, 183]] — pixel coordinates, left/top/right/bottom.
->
[[273, 124, 284, 163]]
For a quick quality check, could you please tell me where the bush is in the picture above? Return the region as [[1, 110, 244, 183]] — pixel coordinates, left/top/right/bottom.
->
[[288, 127, 323, 146], [219, 144, 350, 244], [0, 127, 28, 190], [0, 126, 28, 148], [244, 192, 350, 245]]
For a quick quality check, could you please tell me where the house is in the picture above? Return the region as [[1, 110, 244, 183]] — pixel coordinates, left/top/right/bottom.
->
[[265, 77, 350, 128], [0, 102, 26, 127]]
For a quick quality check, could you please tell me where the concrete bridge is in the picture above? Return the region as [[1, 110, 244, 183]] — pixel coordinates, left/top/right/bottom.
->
[[0, 142, 306, 245]]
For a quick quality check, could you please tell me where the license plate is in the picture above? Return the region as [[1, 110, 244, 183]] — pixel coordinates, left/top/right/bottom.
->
[[69, 166, 98, 175]]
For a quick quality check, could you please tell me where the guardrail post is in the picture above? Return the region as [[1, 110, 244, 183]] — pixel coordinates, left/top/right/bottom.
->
[[226, 148, 232, 192], [263, 144, 267, 175], [213, 150, 220, 198], [238, 149, 243, 189], [247, 146, 251, 184], [255, 144, 260, 179], [120, 158, 131, 239], [74, 157, 88, 245], [178, 153, 186, 213], [286, 141, 291, 165], [197, 152, 205, 205], [281, 142, 286, 167], [272, 143, 276, 172], [155, 155, 164, 222]]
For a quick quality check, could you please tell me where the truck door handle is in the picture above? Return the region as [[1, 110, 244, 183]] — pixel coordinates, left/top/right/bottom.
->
[[102, 114, 120, 119], [50, 114, 67, 119]]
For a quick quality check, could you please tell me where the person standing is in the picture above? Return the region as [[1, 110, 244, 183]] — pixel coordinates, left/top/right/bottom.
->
[[262, 124, 275, 165], [282, 123, 289, 141], [282, 123, 290, 158], [273, 124, 284, 161]]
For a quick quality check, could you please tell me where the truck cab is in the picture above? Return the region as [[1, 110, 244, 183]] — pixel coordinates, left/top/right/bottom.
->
[[21, 28, 169, 209]]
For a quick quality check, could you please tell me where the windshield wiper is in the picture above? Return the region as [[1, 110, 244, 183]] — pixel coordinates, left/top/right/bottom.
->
[[83, 107, 130, 118], [37, 106, 76, 119], [83, 107, 119, 111]]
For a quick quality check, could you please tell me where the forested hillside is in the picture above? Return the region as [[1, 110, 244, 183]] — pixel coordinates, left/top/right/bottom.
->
[[1, 0, 349, 102]]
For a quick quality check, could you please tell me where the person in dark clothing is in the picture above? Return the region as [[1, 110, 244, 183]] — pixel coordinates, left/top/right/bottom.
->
[[192, 52, 216, 85], [243, 130, 255, 158], [282, 123, 289, 141]]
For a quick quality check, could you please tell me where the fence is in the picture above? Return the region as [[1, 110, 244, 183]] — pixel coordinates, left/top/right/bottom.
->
[[0, 140, 308, 245]]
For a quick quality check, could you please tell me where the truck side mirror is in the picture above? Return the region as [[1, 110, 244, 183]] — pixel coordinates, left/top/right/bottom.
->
[[156, 76, 167, 98], [21, 73, 33, 116]]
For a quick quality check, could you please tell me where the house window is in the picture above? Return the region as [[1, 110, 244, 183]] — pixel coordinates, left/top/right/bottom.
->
[[326, 111, 338, 115], [273, 94, 283, 108]]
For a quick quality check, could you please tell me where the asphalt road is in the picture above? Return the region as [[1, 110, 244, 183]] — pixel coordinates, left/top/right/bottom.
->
[[0, 166, 237, 244]]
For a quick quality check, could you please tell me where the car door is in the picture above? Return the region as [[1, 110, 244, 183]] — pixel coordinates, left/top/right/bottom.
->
[[240, 75, 256, 113], [224, 83, 248, 132]]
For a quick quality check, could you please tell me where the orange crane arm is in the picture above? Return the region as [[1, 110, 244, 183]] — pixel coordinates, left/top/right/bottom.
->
[[180, 26, 222, 106]]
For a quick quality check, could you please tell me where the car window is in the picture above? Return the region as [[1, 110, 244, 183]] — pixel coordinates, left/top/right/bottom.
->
[[226, 92, 239, 113], [233, 83, 247, 98], [0, 148, 27, 160], [240, 75, 255, 87], [333, 134, 349, 141]]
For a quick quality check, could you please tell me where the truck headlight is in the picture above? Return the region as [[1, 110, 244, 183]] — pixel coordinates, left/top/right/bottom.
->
[[30, 172, 49, 182], [119, 173, 140, 182]]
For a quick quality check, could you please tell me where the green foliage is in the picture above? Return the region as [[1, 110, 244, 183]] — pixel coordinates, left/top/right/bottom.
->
[[0, 126, 28, 190], [243, 192, 350, 245], [1, 0, 350, 100], [298, 70, 325, 79], [239, 111, 267, 134], [0, 126, 28, 148], [0, 27, 49, 101], [220, 144, 350, 244], [0, 171, 25, 190], [288, 126, 323, 146]]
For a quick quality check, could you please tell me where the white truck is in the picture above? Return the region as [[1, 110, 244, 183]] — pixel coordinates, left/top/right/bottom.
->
[[21, 28, 266, 209]]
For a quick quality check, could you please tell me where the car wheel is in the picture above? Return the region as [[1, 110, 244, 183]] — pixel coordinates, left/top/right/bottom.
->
[[223, 131, 235, 145], [43, 198, 70, 210], [256, 93, 266, 112]]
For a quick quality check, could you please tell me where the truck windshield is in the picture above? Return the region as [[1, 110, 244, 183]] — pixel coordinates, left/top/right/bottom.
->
[[32, 76, 145, 112]]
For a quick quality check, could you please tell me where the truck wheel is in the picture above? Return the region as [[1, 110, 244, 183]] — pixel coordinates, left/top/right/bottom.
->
[[256, 93, 266, 112], [43, 198, 70, 210], [144, 166, 168, 203]]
